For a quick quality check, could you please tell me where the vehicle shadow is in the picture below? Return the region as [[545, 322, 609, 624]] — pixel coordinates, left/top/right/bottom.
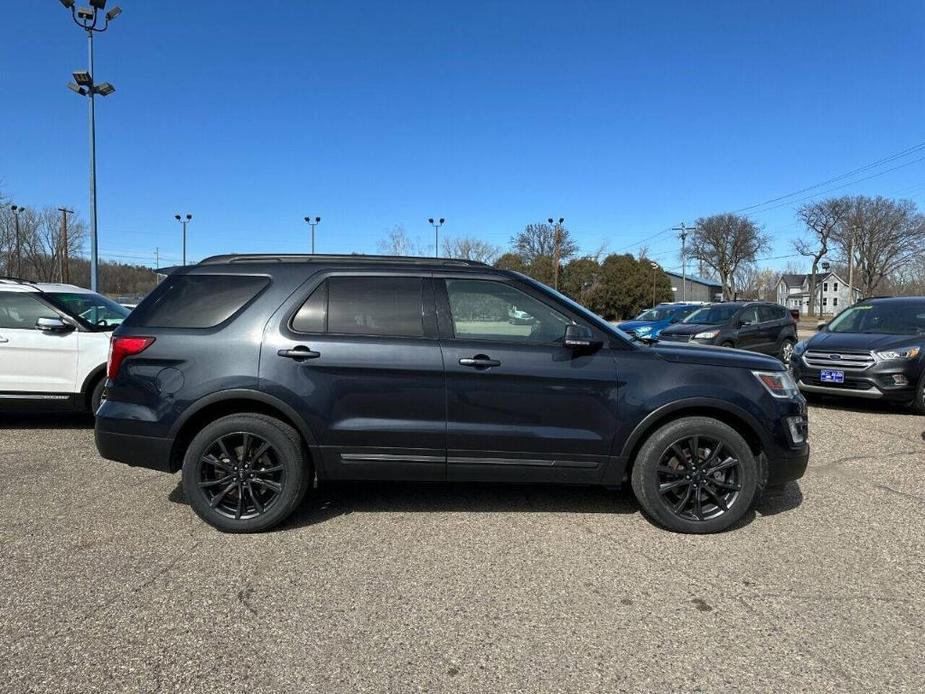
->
[[806, 396, 913, 416], [0, 412, 92, 429], [168, 478, 804, 531]]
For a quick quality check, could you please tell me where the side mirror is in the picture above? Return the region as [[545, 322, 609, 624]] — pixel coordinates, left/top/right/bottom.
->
[[35, 317, 74, 333], [563, 324, 600, 349], [816, 322, 828, 331]]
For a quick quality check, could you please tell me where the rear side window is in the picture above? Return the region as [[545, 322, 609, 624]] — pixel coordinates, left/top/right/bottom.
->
[[130, 275, 268, 328], [292, 276, 424, 337], [757, 305, 778, 322]]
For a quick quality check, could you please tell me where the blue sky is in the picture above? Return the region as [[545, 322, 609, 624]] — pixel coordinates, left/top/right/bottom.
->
[[3, 0, 924, 271]]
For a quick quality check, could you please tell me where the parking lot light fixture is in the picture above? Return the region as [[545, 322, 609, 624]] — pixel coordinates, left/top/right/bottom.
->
[[94, 82, 115, 96], [303, 216, 321, 254], [72, 70, 92, 86], [175, 214, 192, 265], [428, 218, 445, 258]]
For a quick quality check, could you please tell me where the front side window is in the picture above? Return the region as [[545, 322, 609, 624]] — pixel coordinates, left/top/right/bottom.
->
[[293, 276, 424, 337], [683, 304, 740, 326], [44, 291, 129, 329], [444, 279, 573, 343], [738, 307, 760, 325], [0, 293, 59, 330]]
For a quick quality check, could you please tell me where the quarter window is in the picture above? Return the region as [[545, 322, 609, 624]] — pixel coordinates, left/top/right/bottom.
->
[[0, 293, 59, 329], [444, 279, 573, 343]]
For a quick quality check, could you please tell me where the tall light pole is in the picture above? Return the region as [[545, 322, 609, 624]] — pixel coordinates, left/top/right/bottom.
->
[[672, 222, 690, 301], [60, 0, 122, 292], [57, 207, 74, 282], [175, 214, 192, 265], [10, 205, 22, 277], [428, 218, 445, 258], [650, 261, 659, 306], [548, 217, 564, 290], [304, 216, 321, 254]]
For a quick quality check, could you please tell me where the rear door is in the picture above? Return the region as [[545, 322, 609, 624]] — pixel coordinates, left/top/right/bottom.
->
[[754, 305, 780, 354], [0, 291, 79, 396], [260, 273, 446, 481], [436, 276, 620, 484]]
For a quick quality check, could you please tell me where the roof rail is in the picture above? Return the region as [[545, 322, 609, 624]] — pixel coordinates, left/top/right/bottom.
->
[[196, 253, 490, 268], [0, 276, 37, 285]]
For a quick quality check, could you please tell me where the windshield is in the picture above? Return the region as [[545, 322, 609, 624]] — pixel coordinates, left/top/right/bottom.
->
[[44, 292, 131, 329], [682, 304, 740, 326], [634, 308, 672, 321], [826, 302, 925, 335]]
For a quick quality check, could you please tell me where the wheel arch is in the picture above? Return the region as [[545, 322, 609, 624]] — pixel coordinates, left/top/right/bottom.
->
[[618, 398, 769, 480], [167, 389, 320, 474], [79, 365, 107, 412]]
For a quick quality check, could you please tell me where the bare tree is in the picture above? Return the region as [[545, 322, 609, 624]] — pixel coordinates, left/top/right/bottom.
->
[[833, 196, 925, 297], [442, 236, 500, 263], [511, 222, 578, 264], [735, 264, 778, 300], [793, 197, 851, 316], [689, 214, 770, 299], [376, 226, 421, 256]]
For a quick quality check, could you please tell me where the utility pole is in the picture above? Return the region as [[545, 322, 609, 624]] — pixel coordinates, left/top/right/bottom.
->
[[650, 261, 659, 306], [154, 247, 160, 267], [428, 218, 445, 258], [847, 228, 856, 306], [672, 222, 690, 301], [548, 217, 565, 290], [303, 216, 321, 254], [57, 207, 74, 282]]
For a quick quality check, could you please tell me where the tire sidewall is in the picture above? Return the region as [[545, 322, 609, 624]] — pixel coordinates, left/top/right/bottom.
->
[[631, 417, 760, 533], [182, 414, 308, 533], [90, 378, 105, 415]]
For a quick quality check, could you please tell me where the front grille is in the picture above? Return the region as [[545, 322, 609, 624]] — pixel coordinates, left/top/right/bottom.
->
[[803, 350, 875, 370], [658, 333, 692, 343]]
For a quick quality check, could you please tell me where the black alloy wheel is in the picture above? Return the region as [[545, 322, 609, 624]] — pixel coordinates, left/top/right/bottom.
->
[[197, 432, 285, 521], [182, 414, 309, 532], [631, 416, 762, 533], [655, 436, 742, 522]]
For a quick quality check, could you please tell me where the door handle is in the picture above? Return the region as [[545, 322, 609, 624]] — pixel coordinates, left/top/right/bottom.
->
[[0, 336, 8, 344], [278, 346, 321, 361], [459, 355, 501, 368]]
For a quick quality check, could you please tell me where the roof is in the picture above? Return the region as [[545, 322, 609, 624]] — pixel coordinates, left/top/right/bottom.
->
[[663, 270, 722, 287], [0, 279, 96, 294], [779, 271, 847, 287]]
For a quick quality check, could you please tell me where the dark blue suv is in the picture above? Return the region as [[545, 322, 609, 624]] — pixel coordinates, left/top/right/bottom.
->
[[95, 255, 808, 534]]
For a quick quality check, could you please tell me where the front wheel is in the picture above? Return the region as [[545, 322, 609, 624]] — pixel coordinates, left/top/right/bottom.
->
[[182, 414, 310, 533], [911, 375, 925, 416], [631, 417, 763, 533]]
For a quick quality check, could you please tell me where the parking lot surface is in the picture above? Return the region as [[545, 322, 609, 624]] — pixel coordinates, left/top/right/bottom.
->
[[1, 401, 923, 693]]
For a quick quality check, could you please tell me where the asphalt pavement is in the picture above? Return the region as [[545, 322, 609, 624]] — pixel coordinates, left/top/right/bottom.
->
[[1, 401, 923, 693]]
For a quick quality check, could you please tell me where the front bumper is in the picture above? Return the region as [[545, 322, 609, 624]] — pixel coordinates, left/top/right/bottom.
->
[[792, 353, 920, 402], [766, 446, 809, 486]]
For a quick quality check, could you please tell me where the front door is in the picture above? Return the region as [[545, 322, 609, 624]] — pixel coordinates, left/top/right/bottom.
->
[[260, 273, 446, 481], [0, 292, 79, 396], [734, 306, 762, 351], [436, 277, 620, 484]]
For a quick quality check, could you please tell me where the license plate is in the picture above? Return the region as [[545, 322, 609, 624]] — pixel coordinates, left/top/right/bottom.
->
[[820, 369, 845, 384]]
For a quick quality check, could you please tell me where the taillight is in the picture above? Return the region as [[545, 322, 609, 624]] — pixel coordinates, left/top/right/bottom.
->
[[108, 336, 155, 380]]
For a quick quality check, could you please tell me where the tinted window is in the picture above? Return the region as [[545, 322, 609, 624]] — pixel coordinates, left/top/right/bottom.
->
[[739, 307, 760, 325], [445, 279, 573, 343], [682, 304, 740, 325], [291, 282, 327, 333], [0, 293, 59, 329], [756, 305, 777, 323], [130, 275, 268, 329], [327, 277, 423, 337], [44, 291, 129, 328], [827, 301, 925, 335]]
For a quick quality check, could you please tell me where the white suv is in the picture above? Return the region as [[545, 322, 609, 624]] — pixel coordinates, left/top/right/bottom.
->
[[0, 279, 131, 414]]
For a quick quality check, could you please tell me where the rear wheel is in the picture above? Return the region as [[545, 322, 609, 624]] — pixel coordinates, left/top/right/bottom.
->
[[779, 338, 796, 364], [182, 414, 310, 533], [631, 417, 762, 533]]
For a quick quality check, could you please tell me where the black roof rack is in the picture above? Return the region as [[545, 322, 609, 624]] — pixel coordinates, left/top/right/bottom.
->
[[0, 276, 37, 285], [196, 253, 490, 268]]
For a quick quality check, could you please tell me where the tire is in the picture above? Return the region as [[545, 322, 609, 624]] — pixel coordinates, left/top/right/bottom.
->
[[778, 338, 796, 364], [911, 374, 925, 416], [720, 341, 734, 348], [630, 416, 763, 534], [182, 414, 310, 533], [89, 377, 106, 415]]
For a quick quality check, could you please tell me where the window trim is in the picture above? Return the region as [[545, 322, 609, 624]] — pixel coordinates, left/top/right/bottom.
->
[[433, 275, 597, 347], [286, 271, 437, 340]]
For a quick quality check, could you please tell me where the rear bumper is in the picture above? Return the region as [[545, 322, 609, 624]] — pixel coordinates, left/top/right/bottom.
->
[[95, 422, 173, 472]]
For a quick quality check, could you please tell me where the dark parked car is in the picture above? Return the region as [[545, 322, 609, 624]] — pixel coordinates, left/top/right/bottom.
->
[[95, 255, 808, 534], [659, 301, 798, 362], [791, 296, 925, 414]]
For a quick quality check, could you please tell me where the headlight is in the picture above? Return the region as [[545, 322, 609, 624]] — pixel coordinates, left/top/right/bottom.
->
[[752, 370, 800, 398], [874, 346, 921, 361], [694, 330, 719, 339], [634, 325, 653, 335]]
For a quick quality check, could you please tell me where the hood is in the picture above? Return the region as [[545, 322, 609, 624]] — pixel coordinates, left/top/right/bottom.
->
[[804, 331, 924, 352], [652, 342, 782, 370], [618, 319, 666, 332], [659, 322, 715, 337]]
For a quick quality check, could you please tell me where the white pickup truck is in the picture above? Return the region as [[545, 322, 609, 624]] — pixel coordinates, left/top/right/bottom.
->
[[0, 279, 130, 414]]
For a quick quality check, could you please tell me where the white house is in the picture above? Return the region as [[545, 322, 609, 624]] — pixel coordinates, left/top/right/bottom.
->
[[776, 272, 860, 316]]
